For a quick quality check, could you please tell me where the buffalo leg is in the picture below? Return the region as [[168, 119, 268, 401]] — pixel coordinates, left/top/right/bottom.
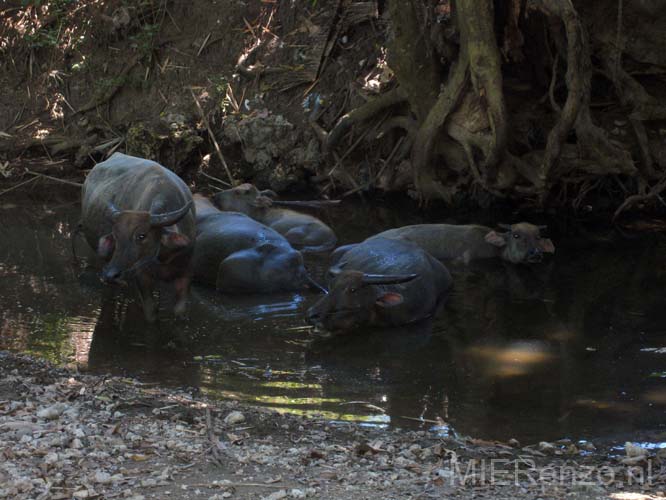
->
[[135, 274, 158, 322], [173, 275, 190, 318]]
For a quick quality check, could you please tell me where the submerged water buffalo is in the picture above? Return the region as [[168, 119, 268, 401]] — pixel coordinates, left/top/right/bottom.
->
[[365, 223, 555, 264], [211, 184, 337, 252], [81, 153, 195, 321], [307, 237, 452, 332], [192, 195, 316, 293]]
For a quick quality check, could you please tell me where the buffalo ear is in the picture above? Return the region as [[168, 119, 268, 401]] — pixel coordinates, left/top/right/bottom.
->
[[97, 234, 115, 259], [375, 292, 404, 308], [539, 238, 555, 254], [484, 230, 507, 247], [161, 230, 190, 249], [251, 195, 273, 208]]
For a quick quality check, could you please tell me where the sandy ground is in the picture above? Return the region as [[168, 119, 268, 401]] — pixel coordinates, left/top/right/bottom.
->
[[1, 351, 665, 500]]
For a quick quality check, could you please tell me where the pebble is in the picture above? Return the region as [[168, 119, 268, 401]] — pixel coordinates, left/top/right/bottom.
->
[[224, 411, 246, 425], [36, 403, 66, 420]]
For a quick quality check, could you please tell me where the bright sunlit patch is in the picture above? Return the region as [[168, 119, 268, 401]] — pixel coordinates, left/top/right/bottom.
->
[[467, 341, 554, 377]]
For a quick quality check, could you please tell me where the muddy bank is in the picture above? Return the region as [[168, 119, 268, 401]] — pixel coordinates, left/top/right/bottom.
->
[[1, 351, 664, 500]]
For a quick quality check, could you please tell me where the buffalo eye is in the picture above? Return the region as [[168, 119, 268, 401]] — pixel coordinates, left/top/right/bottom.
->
[[136, 233, 147, 241], [349, 287, 357, 293], [512, 233, 520, 239]]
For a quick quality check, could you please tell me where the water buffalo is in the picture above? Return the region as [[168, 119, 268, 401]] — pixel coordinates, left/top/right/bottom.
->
[[307, 237, 452, 332], [211, 184, 337, 252], [364, 222, 555, 264], [80, 153, 195, 321], [192, 195, 316, 293]]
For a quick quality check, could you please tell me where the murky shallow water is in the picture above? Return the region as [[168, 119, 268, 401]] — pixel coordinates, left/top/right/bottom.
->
[[2, 197, 666, 444]]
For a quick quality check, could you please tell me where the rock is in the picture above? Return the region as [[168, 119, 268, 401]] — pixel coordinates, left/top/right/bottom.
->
[[263, 490, 288, 500], [290, 489, 306, 499], [94, 471, 112, 484], [625, 442, 647, 458], [538, 441, 556, 453], [508, 438, 520, 448], [37, 403, 67, 420], [225, 411, 246, 425], [578, 441, 596, 452]]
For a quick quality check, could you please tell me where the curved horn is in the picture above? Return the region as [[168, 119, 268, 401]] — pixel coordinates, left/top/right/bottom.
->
[[362, 273, 419, 285], [537, 225, 548, 231], [150, 200, 193, 227], [498, 223, 512, 230], [260, 189, 278, 199], [328, 265, 343, 278], [107, 201, 122, 222]]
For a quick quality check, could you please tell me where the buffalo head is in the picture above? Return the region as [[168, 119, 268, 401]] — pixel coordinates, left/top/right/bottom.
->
[[211, 184, 276, 215], [98, 200, 193, 283], [484, 222, 555, 264], [306, 267, 418, 332]]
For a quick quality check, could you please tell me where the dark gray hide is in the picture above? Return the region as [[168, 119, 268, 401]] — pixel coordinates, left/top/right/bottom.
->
[[212, 184, 337, 253], [371, 223, 555, 264], [80, 153, 195, 321], [306, 237, 452, 332], [192, 195, 310, 293]]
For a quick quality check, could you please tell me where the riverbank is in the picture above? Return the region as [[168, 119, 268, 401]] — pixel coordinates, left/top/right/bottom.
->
[[1, 351, 663, 500]]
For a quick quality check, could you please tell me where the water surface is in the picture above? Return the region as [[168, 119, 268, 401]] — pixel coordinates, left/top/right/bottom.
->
[[1, 198, 666, 444]]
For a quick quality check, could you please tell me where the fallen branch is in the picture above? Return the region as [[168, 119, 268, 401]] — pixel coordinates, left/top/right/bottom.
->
[[25, 169, 83, 187], [190, 89, 235, 186], [0, 176, 38, 197], [271, 199, 341, 209], [205, 407, 226, 466]]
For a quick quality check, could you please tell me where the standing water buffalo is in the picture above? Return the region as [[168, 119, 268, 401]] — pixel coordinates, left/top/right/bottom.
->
[[81, 153, 195, 321], [192, 195, 317, 293], [365, 223, 555, 264], [211, 184, 337, 252], [307, 238, 452, 332]]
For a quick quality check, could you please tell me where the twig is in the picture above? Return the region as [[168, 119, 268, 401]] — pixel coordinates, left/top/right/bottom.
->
[[190, 89, 235, 186], [205, 407, 226, 466], [25, 169, 83, 187], [200, 170, 231, 187], [0, 176, 38, 197], [613, 176, 666, 221]]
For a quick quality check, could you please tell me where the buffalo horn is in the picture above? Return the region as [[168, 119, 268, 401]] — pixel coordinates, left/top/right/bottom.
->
[[537, 225, 548, 230], [150, 200, 193, 227], [362, 273, 418, 285], [107, 201, 122, 221], [498, 223, 512, 230]]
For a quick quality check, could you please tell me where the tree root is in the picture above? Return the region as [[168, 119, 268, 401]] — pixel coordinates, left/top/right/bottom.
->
[[75, 57, 138, 115], [613, 176, 666, 221], [324, 86, 407, 152], [457, 0, 508, 174], [528, 0, 635, 193], [411, 57, 469, 199]]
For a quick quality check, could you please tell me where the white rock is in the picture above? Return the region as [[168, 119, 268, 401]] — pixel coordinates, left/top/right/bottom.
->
[[538, 441, 556, 453], [224, 411, 246, 425], [625, 442, 647, 458], [94, 471, 111, 484], [44, 452, 59, 465], [264, 490, 288, 500], [290, 489, 306, 499], [37, 403, 67, 420]]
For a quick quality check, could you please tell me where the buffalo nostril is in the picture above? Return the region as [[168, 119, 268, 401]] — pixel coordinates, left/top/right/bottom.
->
[[102, 268, 122, 283]]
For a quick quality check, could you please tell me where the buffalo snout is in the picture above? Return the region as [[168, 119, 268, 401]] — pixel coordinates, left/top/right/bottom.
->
[[102, 266, 123, 283]]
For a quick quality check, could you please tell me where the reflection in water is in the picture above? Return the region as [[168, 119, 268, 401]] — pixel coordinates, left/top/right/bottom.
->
[[1, 200, 666, 443]]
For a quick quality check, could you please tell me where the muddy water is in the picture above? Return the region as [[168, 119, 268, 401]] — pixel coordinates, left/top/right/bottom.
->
[[2, 198, 666, 445]]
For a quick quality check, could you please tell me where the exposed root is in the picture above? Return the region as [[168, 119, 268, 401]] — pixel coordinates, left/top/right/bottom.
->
[[613, 176, 666, 221], [75, 57, 138, 115], [457, 0, 508, 174], [527, 0, 586, 185], [411, 57, 469, 199], [324, 86, 407, 152]]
